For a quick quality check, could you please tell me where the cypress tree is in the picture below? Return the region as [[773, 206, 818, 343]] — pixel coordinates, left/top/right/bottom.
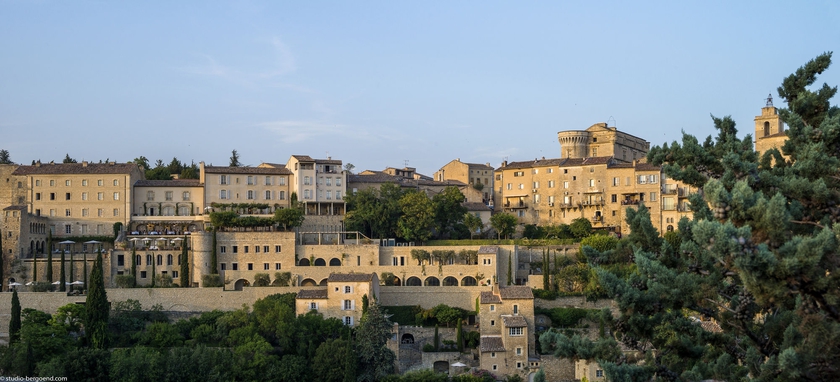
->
[[456, 319, 463, 352], [343, 331, 356, 382], [84, 249, 90, 290], [69, 251, 75, 293], [32, 244, 37, 282], [9, 288, 21, 343], [46, 232, 53, 283], [131, 244, 137, 282], [542, 249, 549, 291], [507, 255, 512, 286], [59, 248, 66, 292], [151, 258, 156, 288], [434, 324, 439, 351], [179, 236, 189, 287], [84, 249, 108, 349]]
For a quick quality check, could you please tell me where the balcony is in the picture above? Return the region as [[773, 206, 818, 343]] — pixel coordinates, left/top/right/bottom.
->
[[662, 187, 677, 195]]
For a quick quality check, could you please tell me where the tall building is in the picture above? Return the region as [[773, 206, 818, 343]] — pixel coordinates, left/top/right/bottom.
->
[[434, 159, 495, 204], [557, 123, 649, 163], [754, 95, 787, 158]]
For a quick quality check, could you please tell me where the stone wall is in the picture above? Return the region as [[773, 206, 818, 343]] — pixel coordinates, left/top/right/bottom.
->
[[537, 355, 576, 382], [379, 286, 488, 311], [535, 296, 618, 317]]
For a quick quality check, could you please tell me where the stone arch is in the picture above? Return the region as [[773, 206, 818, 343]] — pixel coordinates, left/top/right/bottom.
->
[[667, 225, 674, 232], [433, 361, 449, 374], [400, 333, 415, 344], [424, 276, 440, 286], [234, 279, 250, 291], [319, 278, 329, 286], [392, 276, 402, 286], [298, 258, 311, 266], [314, 258, 326, 266], [300, 278, 317, 287], [405, 276, 422, 286], [443, 276, 458, 286], [461, 276, 477, 286], [329, 258, 341, 266]]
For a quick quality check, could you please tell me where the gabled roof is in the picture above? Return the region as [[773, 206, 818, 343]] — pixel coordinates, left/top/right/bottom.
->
[[3, 205, 27, 211], [297, 289, 328, 299], [349, 172, 403, 184], [12, 162, 140, 175], [479, 336, 506, 352], [328, 273, 375, 282], [502, 315, 528, 328], [134, 179, 202, 187], [634, 162, 660, 172], [558, 156, 614, 167], [291, 155, 315, 162], [499, 286, 534, 300], [203, 166, 292, 175], [463, 202, 491, 212], [502, 158, 565, 170], [477, 246, 499, 254], [480, 291, 502, 304]]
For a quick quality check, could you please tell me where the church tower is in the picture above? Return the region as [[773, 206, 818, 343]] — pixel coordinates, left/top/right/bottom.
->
[[754, 94, 787, 157]]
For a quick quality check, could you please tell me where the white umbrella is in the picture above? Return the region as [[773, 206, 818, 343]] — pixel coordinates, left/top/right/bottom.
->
[[8, 282, 23, 287], [129, 238, 140, 241], [84, 240, 102, 244], [451, 362, 467, 367], [70, 281, 84, 285], [25, 282, 33, 286], [58, 240, 75, 245], [52, 281, 61, 285], [172, 238, 183, 241]]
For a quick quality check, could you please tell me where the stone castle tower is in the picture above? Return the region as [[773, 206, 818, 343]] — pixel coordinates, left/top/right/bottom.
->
[[754, 94, 787, 158]]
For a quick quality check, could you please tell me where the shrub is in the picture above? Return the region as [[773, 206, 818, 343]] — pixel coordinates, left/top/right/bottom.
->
[[155, 274, 173, 288], [272, 272, 291, 286], [30, 281, 54, 292], [202, 274, 223, 288], [114, 275, 136, 288], [422, 343, 436, 352], [254, 273, 270, 287], [532, 288, 558, 300]]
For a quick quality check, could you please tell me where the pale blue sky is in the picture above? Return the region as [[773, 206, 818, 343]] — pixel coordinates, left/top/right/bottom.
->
[[2, 1, 838, 175]]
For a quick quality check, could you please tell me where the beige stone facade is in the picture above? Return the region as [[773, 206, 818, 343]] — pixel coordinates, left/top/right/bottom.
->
[[557, 123, 649, 163], [129, 179, 205, 235], [478, 285, 536, 379], [434, 159, 495, 204], [754, 103, 788, 159], [13, 161, 144, 238], [295, 272, 380, 326], [200, 162, 293, 214], [286, 155, 346, 217]]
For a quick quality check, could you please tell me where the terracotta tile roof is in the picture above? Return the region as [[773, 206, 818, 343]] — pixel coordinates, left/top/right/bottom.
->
[[634, 163, 660, 171], [503, 158, 566, 170], [203, 166, 292, 175], [499, 286, 534, 300], [317, 159, 343, 165], [480, 291, 502, 304], [558, 156, 615, 167], [502, 315, 528, 328], [464, 162, 495, 170], [134, 179, 202, 187], [477, 246, 498, 254], [296, 289, 328, 299], [349, 172, 403, 184], [415, 179, 466, 187], [327, 273, 375, 282], [257, 163, 287, 169], [3, 205, 27, 211], [12, 162, 140, 175], [479, 336, 506, 352], [463, 202, 491, 211]]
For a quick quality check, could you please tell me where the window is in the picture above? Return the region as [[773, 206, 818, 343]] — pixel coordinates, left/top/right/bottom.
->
[[336, 191, 342, 199], [36, 180, 41, 186], [613, 177, 619, 186], [81, 192, 87, 200], [275, 245, 281, 252], [232, 263, 238, 271], [344, 286, 352, 293], [157, 255, 162, 265], [533, 181, 539, 188], [279, 191, 286, 200], [65, 209, 71, 217], [113, 209, 119, 216], [491, 352, 496, 358], [97, 179, 103, 186], [50, 192, 55, 200], [611, 194, 617, 203], [97, 208, 103, 217], [113, 179, 119, 186], [140, 271, 147, 279], [326, 177, 332, 186], [596, 370, 604, 378], [344, 316, 353, 326], [516, 347, 522, 355], [165, 191, 173, 201], [243, 246, 249, 253], [263, 245, 269, 252], [637, 175, 647, 184], [255, 246, 260, 253], [514, 171, 524, 177], [65, 192, 71, 200], [336, 177, 341, 186], [275, 263, 281, 270], [172, 271, 178, 279], [304, 190, 311, 199], [182, 191, 190, 201], [589, 179, 595, 187], [247, 263, 253, 271], [265, 190, 271, 200], [246, 190, 255, 200], [513, 305, 519, 314], [343, 300, 353, 310], [564, 181, 569, 189], [220, 175, 228, 185], [220, 190, 228, 199], [221, 263, 227, 270], [220, 246, 227, 253], [81, 224, 88, 234], [82, 179, 87, 186], [113, 192, 119, 200], [50, 180, 55, 186], [65, 180, 70, 186], [82, 209, 88, 217], [263, 263, 269, 270], [304, 176, 311, 185], [167, 254, 173, 265], [492, 365, 498, 371], [36, 193, 41, 200], [310, 302, 318, 310], [650, 192, 657, 201], [490, 305, 495, 311], [490, 320, 495, 326], [98, 192, 104, 200], [279, 177, 286, 185], [135, 255, 141, 265], [232, 246, 238, 253], [247, 176, 254, 185], [509, 327, 523, 336], [517, 362, 523, 369], [548, 180, 555, 188], [326, 190, 332, 200]]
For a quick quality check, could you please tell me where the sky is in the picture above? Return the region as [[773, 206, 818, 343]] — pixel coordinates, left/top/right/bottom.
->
[[2, 1, 839, 176]]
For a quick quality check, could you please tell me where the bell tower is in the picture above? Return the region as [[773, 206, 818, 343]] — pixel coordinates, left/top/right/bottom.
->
[[754, 94, 786, 155]]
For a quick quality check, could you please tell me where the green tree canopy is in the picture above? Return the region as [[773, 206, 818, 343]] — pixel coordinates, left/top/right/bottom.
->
[[397, 191, 435, 243], [490, 212, 517, 239], [432, 186, 468, 239]]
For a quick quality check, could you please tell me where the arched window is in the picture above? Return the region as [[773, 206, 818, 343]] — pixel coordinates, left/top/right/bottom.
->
[[314, 258, 326, 266], [146, 255, 152, 265], [156, 255, 162, 266], [667, 225, 674, 232], [764, 121, 770, 137], [136, 255, 142, 265], [167, 254, 173, 266], [329, 258, 341, 266], [298, 258, 311, 266]]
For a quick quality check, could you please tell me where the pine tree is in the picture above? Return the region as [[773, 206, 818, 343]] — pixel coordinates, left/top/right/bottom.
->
[[84, 249, 109, 349], [229, 149, 241, 167], [355, 303, 395, 382], [9, 288, 21, 343], [542, 53, 840, 381], [180, 236, 189, 287]]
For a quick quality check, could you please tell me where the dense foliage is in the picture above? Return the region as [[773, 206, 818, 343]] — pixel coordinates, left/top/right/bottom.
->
[[542, 53, 840, 381]]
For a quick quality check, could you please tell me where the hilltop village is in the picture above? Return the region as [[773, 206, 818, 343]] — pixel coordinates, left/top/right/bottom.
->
[[0, 103, 788, 380]]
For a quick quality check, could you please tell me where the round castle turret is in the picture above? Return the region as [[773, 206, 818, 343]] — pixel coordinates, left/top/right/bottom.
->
[[190, 230, 213, 286], [557, 130, 591, 159]]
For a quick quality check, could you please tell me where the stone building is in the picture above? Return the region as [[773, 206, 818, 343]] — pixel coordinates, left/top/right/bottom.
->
[[478, 285, 536, 379], [434, 159, 495, 204], [295, 272, 380, 326], [200, 162, 293, 214], [557, 123, 650, 163], [129, 179, 205, 235], [754, 96, 788, 159]]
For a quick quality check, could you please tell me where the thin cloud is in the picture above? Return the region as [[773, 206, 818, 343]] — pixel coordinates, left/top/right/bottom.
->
[[181, 36, 298, 86], [259, 120, 358, 143]]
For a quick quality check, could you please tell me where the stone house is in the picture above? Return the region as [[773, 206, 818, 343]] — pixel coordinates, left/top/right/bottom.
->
[[295, 272, 380, 326], [478, 285, 536, 379]]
